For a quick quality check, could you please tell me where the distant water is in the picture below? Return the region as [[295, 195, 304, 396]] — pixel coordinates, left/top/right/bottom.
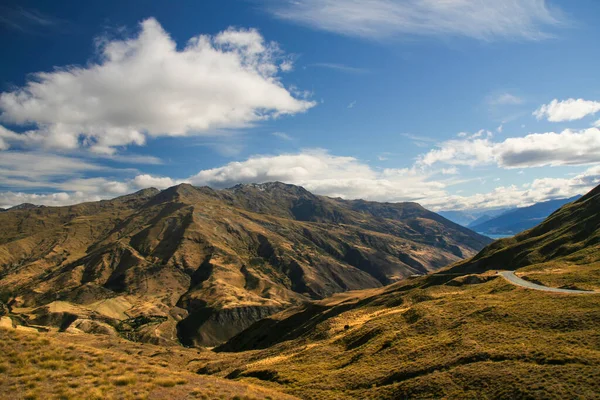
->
[[479, 233, 514, 239]]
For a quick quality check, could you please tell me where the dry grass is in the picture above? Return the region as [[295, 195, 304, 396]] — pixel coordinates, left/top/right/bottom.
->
[[190, 276, 600, 399], [0, 327, 297, 400]]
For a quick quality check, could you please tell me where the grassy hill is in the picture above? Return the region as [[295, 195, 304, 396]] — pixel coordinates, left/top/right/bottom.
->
[[0, 182, 489, 347], [185, 184, 600, 399], [448, 186, 600, 290], [189, 274, 600, 399], [0, 323, 296, 400], [1, 185, 599, 399]]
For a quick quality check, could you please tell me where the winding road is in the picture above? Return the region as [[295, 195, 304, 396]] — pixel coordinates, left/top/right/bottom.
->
[[498, 271, 596, 294]]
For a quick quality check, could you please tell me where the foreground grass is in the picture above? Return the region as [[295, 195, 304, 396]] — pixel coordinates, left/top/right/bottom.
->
[[2, 273, 599, 399], [191, 275, 600, 399], [0, 327, 296, 400]]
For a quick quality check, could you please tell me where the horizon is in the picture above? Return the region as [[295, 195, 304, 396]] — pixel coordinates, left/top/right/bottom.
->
[[0, 180, 589, 213], [1, 0, 600, 211]]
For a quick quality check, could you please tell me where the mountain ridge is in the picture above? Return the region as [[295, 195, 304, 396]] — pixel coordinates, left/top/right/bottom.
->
[[0, 182, 490, 346], [469, 195, 581, 235]]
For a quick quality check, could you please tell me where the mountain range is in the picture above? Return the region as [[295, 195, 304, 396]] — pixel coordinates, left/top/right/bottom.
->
[[196, 184, 600, 399], [468, 195, 581, 235], [1, 183, 599, 399], [438, 208, 510, 227], [0, 182, 490, 346]]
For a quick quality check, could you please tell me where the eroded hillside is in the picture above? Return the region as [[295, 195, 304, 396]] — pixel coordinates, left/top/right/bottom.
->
[[0, 182, 490, 346]]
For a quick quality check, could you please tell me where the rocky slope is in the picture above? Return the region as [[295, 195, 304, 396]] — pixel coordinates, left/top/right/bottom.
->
[[0, 182, 490, 346]]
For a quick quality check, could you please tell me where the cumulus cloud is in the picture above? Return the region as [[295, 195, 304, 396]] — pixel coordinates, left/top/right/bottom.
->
[[187, 149, 447, 202], [419, 128, 600, 169], [266, 0, 562, 41], [534, 98, 600, 122], [0, 191, 103, 209], [418, 131, 496, 167], [132, 174, 179, 190], [1, 148, 597, 211], [0, 18, 314, 154]]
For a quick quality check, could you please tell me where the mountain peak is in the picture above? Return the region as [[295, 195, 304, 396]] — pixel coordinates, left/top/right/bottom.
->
[[228, 181, 312, 196], [8, 203, 43, 211]]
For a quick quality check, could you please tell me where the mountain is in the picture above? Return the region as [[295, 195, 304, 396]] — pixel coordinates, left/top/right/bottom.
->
[[467, 213, 497, 227], [0, 182, 490, 346], [193, 184, 600, 399], [438, 208, 509, 227], [7, 203, 44, 211], [469, 195, 581, 235]]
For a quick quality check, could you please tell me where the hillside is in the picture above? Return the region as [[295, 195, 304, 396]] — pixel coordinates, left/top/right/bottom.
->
[[470, 196, 581, 235], [0, 323, 296, 400], [448, 188, 599, 289], [0, 182, 490, 347], [187, 184, 600, 399]]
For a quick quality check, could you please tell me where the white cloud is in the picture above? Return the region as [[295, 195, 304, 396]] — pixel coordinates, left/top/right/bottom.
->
[[419, 128, 600, 169], [0, 18, 314, 155], [0, 191, 102, 209], [1, 148, 597, 211], [0, 152, 104, 181], [534, 98, 600, 122], [272, 131, 293, 141], [347, 101, 356, 109], [441, 167, 459, 175], [266, 0, 562, 41], [187, 149, 447, 202], [132, 174, 179, 190], [425, 165, 600, 210]]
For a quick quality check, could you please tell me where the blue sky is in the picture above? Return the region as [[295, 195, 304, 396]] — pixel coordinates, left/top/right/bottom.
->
[[1, 0, 600, 210]]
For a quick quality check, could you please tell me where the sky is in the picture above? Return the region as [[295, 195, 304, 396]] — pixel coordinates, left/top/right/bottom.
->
[[1, 0, 600, 211]]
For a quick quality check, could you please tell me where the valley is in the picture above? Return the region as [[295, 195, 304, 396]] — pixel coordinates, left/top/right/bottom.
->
[[1, 183, 599, 399], [0, 182, 489, 347]]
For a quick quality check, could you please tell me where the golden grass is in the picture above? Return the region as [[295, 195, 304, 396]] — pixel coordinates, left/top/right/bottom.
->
[[0, 327, 297, 400], [190, 276, 600, 399]]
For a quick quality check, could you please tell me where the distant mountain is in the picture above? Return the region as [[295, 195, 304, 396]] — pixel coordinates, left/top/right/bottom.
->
[[467, 213, 497, 227], [7, 203, 43, 211], [470, 196, 581, 235], [0, 182, 490, 347], [438, 208, 509, 227], [448, 188, 598, 277]]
